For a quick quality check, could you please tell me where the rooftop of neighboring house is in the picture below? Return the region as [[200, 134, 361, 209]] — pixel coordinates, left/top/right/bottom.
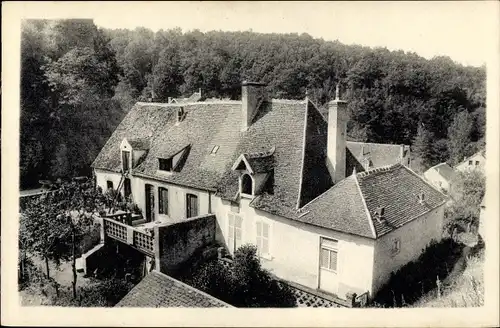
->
[[426, 162, 457, 182], [115, 271, 232, 307], [288, 163, 447, 238], [93, 82, 431, 239], [456, 149, 486, 167]]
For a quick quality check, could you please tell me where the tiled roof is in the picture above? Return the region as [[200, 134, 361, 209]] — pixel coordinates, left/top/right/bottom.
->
[[427, 163, 456, 182], [346, 141, 409, 169], [356, 164, 447, 237], [93, 99, 314, 211], [127, 138, 150, 150], [115, 271, 232, 307], [291, 164, 447, 238]]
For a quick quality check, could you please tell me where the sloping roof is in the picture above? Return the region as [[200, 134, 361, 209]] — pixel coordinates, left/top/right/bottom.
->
[[346, 141, 408, 169], [295, 175, 374, 238], [457, 149, 486, 167], [356, 164, 447, 237], [127, 138, 150, 150], [115, 271, 232, 308], [427, 163, 456, 182], [93, 99, 313, 211], [286, 164, 447, 239]]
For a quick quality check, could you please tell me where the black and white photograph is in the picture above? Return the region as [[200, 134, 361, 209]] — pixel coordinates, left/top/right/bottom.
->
[[2, 1, 499, 327]]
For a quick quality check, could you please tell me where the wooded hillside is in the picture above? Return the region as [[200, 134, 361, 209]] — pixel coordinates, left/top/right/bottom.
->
[[20, 19, 486, 187]]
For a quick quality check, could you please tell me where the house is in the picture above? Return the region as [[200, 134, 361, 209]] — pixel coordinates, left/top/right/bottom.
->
[[423, 162, 456, 192], [454, 150, 485, 173], [92, 81, 447, 301]]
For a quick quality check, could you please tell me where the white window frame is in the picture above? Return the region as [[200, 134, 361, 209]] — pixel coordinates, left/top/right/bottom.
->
[[320, 238, 338, 273], [228, 212, 243, 253], [240, 172, 254, 197], [256, 220, 271, 259]]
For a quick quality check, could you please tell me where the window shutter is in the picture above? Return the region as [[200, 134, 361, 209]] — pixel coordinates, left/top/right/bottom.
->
[[158, 188, 164, 214], [320, 249, 329, 268], [329, 250, 338, 270], [256, 221, 262, 253], [164, 189, 169, 215], [228, 213, 235, 252]]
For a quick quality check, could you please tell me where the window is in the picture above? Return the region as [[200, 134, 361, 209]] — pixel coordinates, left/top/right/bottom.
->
[[241, 173, 253, 195], [468, 160, 473, 166], [159, 158, 173, 171], [124, 178, 131, 198], [186, 193, 198, 218], [320, 238, 338, 272], [122, 151, 131, 172], [106, 181, 114, 190], [228, 213, 243, 253], [177, 107, 186, 122], [211, 145, 219, 155], [256, 221, 270, 257], [407, 157, 411, 166], [158, 187, 169, 215], [475, 160, 480, 166], [391, 238, 401, 255]]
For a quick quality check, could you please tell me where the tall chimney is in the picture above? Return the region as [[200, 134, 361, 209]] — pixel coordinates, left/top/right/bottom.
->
[[327, 84, 348, 184], [241, 81, 267, 131]]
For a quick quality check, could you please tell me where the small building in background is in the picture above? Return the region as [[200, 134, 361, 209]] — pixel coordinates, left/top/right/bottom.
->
[[423, 162, 457, 193], [455, 150, 486, 174]]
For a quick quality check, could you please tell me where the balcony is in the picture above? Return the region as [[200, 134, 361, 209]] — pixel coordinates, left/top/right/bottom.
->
[[102, 215, 155, 256]]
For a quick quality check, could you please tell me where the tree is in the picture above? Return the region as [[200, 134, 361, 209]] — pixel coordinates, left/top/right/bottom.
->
[[448, 111, 474, 166], [412, 124, 434, 169], [20, 178, 108, 298]]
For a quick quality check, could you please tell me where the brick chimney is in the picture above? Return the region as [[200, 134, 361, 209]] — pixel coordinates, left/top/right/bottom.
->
[[241, 81, 267, 131], [327, 84, 348, 184]]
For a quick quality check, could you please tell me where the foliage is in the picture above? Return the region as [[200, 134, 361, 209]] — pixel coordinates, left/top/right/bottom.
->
[[372, 238, 464, 307], [448, 111, 475, 166], [445, 170, 486, 235], [21, 20, 486, 187], [188, 245, 296, 307]]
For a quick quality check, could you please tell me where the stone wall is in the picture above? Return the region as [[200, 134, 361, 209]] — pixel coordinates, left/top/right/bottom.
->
[[155, 214, 216, 275]]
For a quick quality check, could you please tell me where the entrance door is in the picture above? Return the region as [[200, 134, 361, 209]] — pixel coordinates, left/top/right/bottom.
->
[[145, 184, 154, 222], [319, 237, 339, 295]]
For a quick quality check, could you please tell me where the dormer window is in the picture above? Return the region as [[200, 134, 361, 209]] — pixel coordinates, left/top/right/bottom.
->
[[177, 107, 186, 123], [241, 173, 253, 195], [159, 158, 173, 172]]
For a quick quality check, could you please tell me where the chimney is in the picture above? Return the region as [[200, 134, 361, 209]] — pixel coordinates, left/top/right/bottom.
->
[[241, 81, 268, 131], [327, 84, 348, 183], [400, 144, 405, 164], [375, 206, 386, 223]]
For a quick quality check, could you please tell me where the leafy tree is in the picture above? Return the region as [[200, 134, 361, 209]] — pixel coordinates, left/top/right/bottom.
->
[[20, 178, 108, 298], [412, 124, 434, 169], [448, 111, 474, 166]]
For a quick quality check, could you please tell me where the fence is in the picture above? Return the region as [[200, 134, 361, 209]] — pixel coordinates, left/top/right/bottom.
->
[[103, 217, 154, 256]]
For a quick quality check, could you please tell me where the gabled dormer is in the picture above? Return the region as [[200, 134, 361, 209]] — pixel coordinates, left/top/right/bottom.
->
[[157, 144, 191, 174], [121, 138, 150, 173], [176, 106, 186, 125], [231, 146, 275, 198]]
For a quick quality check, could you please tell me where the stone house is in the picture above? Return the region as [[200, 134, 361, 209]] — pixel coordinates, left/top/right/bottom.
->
[[455, 150, 486, 173], [423, 162, 457, 193], [91, 81, 447, 301]]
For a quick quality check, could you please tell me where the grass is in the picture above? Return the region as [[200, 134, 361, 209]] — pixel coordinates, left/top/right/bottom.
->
[[413, 248, 484, 308]]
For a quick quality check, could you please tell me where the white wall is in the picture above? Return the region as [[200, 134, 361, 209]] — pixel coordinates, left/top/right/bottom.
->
[[94, 169, 212, 221], [211, 195, 376, 298], [424, 169, 450, 192], [372, 205, 445, 295], [455, 153, 485, 173]]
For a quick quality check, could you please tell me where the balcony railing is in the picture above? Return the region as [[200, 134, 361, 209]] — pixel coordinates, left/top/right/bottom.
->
[[103, 216, 154, 256]]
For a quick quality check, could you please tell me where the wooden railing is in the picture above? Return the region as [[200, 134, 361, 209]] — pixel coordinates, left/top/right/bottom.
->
[[103, 217, 154, 256]]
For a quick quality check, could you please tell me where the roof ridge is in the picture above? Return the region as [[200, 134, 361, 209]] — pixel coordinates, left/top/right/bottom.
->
[[353, 172, 377, 238], [347, 141, 410, 147], [356, 163, 401, 179], [136, 100, 242, 107], [402, 164, 450, 199], [271, 98, 307, 104]]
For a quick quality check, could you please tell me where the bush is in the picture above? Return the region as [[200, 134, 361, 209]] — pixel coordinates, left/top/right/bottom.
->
[[373, 238, 464, 307], [188, 245, 296, 307]]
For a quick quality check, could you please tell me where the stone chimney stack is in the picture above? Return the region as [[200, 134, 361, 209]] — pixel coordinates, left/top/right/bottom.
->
[[241, 81, 268, 131], [327, 84, 348, 184]]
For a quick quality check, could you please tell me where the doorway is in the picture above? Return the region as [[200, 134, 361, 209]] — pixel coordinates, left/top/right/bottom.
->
[[318, 237, 339, 295]]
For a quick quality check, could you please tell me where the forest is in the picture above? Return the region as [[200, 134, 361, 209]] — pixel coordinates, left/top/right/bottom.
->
[[20, 19, 486, 188]]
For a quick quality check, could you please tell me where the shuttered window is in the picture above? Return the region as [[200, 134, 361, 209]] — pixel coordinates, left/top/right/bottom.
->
[[122, 151, 130, 172], [320, 238, 338, 271], [228, 213, 243, 253], [158, 187, 168, 215], [256, 221, 270, 256], [186, 193, 198, 218]]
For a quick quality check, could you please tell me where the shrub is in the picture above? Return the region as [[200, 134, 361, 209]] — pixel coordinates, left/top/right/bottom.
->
[[188, 245, 296, 307], [373, 238, 464, 307]]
